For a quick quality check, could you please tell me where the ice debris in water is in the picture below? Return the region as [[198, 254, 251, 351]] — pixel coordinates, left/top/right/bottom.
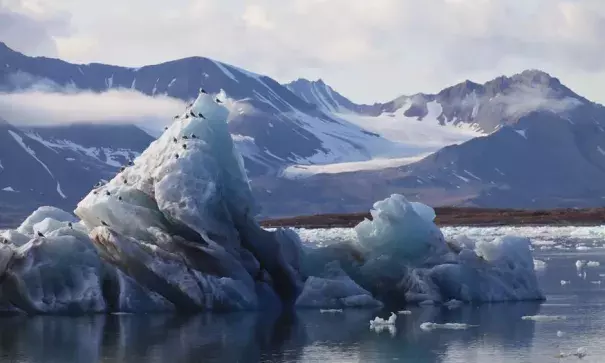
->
[[533, 259, 546, 270], [420, 322, 478, 331], [587, 261, 600, 267], [521, 315, 567, 322], [320, 309, 343, 313], [561, 280, 570, 286], [370, 323, 397, 336], [397, 310, 412, 315], [0, 91, 545, 314], [370, 312, 397, 327], [556, 330, 565, 338]]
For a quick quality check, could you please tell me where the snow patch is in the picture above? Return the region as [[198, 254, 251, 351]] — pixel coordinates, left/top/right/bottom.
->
[[8, 130, 66, 199]]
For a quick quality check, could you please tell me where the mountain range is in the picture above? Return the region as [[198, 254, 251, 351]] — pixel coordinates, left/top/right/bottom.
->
[[1, 41, 605, 225]]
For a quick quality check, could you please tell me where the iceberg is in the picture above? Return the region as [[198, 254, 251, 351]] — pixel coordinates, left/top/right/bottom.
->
[[0, 91, 544, 314]]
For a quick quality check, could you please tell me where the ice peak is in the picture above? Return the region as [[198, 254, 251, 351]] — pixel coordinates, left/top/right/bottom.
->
[[189, 91, 229, 121]]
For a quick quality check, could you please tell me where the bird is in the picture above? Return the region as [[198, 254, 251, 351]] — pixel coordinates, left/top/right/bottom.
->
[[191, 134, 197, 139], [128, 161, 134, 166], [215, 98, 222, 104], [175, 154, 180, 159], [105, 191, 111, 196], [123, 179, 128, 185], [200, 88, 207, 94], [93, 191, 98, 195], [164, 126, 169, 131], [182, 135, 189, 140], [173, 115, 179, 119], [190, 110, 196, 117], [36, 231, 45, 238], [120, 166, 125, 172], [68, 222, 73, 229], [101, 221, 109, 227], [118, 196, 123, 201], [197, 113, 205, 119], [182, 144, 187, 150], [173, 137, 178, 143]]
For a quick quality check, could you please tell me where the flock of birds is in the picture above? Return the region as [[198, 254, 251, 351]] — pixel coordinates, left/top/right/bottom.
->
[[33, 88, 223, 238]]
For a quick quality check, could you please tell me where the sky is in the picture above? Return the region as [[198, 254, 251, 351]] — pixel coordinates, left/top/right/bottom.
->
[[2, 0, 605, 104]]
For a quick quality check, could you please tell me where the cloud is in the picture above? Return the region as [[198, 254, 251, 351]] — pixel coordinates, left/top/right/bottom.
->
[[495, 84, 583, 118], [0, 0, 71, 57], [0, 86, 187, 130], [3, 0, 605, 104]]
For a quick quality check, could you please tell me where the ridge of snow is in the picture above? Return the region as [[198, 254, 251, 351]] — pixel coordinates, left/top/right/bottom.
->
[[464, 170, 481, 181], [24, 132, 139, 168], [8, 130, 66, 199], [211, 60, 239, 83], [514, 129, 527, 139], [281, 155, 427, 179]]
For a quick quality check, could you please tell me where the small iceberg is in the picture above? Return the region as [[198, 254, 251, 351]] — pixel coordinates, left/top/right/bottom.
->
[[533, 259, 546, 270], [370, 312, 397, 327], [420, 322, 478, 331], [521, 315, 567, 322], [397, 310, 412, 315], [319, 309, 343, 314], [370, 323, 397, 336]]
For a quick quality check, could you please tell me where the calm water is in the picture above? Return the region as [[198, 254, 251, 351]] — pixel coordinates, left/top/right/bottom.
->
[[1, 245, 605, 362]]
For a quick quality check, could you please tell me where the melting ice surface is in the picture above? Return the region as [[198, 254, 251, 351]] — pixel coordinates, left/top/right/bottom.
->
[[0, 92, 543, 314]]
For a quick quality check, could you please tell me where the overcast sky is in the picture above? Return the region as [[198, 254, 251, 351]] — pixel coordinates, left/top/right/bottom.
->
[[2, 0, 605, 104]]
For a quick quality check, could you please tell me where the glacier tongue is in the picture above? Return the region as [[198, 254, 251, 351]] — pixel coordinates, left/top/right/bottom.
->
[[0, 92, 543, 314]]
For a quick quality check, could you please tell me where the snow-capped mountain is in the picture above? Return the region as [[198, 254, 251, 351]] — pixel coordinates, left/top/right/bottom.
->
[[0, 119, 153, 227], [286, 70, 584, 134], [0, 41, 398, 177], [2, 39, 605, 221], [257, 90, 605, 216]]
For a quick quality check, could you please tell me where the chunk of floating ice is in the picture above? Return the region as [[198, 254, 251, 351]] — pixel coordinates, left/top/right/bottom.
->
[[370, 312, 397, 326], [576, 260, 586, 269], [587, 261, 600, 267], [397, 310, 412, 315], [533, 259, 546, 270], [444, 299, 464, 309], [561, 280, 570, 285], [420, 322, 478, 331], [320, 309, 343, 313], [370, 324, 396, 336], [521, 315, 567, 322], [556, 330, 565, 338], [590, 281, 602, 285]]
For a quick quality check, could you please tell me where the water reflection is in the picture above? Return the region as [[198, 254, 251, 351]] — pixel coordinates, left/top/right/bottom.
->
[[0, 301, 542, 363]]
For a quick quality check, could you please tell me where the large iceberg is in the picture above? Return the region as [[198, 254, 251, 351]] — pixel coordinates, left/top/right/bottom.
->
[[0, 92, 543, 314]]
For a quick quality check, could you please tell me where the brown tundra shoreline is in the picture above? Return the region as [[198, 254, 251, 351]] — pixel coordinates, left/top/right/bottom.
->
[[260, 207, 605, 229]]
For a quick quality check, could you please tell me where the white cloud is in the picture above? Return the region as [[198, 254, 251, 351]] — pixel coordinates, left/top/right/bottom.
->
[[2, 0, 605, 104], [0, 88, 186, 130]]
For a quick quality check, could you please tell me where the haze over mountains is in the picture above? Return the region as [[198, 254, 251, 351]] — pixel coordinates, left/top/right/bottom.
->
[[1, 41, 605, 225]]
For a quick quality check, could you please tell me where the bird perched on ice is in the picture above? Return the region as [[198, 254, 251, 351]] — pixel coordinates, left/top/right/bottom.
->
[[36, 231, 45, 238], [198, 113, 205, 119], [68, 222, 73, 229]]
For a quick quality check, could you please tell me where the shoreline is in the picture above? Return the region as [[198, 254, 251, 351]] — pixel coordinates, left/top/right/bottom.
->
[[260, 207, 605, 229]]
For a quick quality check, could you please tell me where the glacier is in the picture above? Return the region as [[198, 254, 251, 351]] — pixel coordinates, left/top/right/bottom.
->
[[0, 91, 543, 314]]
